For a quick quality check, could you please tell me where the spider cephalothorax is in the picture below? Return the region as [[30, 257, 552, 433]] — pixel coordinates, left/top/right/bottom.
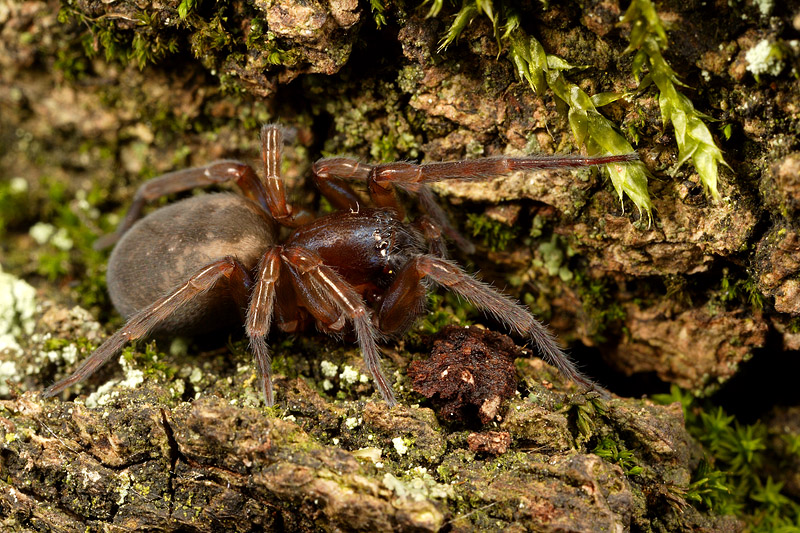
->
[[43, 124, 637, 405]]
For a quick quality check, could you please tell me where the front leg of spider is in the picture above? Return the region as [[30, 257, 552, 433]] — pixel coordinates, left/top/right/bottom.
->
[[379, 254, 603, 395], [245, 248, 282, 406], [281, 246, 397, 406]]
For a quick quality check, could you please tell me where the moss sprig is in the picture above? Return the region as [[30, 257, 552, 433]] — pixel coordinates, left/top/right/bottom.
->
[[177, 0, 197, 20], [437, 0, 479, 52], [507, 28, 652, 216], [592, 436, 643, 476], [431, 2, 653, 218], [653, 386, 800, 528], [369, 0, 388, 27], [622, 0, 728, 201], [685, 460, 732, 511], [58, 4, 180, 70]]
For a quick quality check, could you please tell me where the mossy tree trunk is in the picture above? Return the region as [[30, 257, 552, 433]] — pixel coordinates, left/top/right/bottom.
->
[[1, 0, 798, 530]]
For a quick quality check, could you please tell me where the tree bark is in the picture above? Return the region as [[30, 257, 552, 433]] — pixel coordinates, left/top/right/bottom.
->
[[1, 0, 798, 530]]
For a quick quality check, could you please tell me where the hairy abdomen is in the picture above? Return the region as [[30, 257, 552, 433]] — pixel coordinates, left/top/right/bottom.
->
[[107, 193, 276, 334]]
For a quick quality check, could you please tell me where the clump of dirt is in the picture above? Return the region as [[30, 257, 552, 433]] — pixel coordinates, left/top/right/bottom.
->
[[409, 326, 519, 424], [467, 430, 512, 455]]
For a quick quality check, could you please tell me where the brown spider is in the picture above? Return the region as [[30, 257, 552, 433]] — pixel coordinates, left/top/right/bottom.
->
[[42, 125, 637, 406]]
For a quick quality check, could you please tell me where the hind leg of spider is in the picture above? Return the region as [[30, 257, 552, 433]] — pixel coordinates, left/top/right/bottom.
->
[[43, 257, 252, 398], [95, 160, 272, 250]]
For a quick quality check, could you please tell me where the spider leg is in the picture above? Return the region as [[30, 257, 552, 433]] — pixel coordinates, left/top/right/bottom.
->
[[312, 153, 639, 255], [260, 124, 314, 228], [95, 160, 271, 250], [245, 248, 281, 406], [42, 257, 251, 398], [281, 245, 397, 406], [417, 185, 475, 254], [379, 254, 601, 394], [273, 273, 308, 334], [376, 269, 429, 338], [312, 156, 407, 219], [369, 153, 640, 189], [312, 157, 474, 251], [311, 157, 374, 212], [372, 153, 637, 253]]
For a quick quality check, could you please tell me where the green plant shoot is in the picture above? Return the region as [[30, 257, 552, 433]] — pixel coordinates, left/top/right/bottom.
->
[[508, 31, 653, 217], [622, 0, 728, 201], [432, 1, 652, 217]]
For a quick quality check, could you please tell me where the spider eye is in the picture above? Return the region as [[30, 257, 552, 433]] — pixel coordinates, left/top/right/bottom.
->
[[376, 240, 389, 251]]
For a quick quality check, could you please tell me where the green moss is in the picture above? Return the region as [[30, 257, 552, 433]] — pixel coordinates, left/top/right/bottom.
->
[[684, 459, 732, 511], [54, 0, 302, 96], [652, 386, 800, 527], [53, 45, 90, 82], [0, 179, 32, 238], [249, 21, 303, 70], [42, 337, 97, 353], [189, 13, 233, 64], [369, 0, 388, 27], [533, 234, 574, 282], [58, 4, 180, 70], [713, 268, 765, 312], [122, 342, 178, 381], [466, 213, 519, 252], [571, 394, 607, 441], [483, 450, 536, 474], [437, 1, 479, 52], [571, 273, 627, 343], [428, 1, 652, 217], [370, 129, 420, 163], [29, 181, 114, 311], [266, 338, 301, 379], [177, 0, 198, 20], [592, 436, 643, 476], [131, 30, 179, 70], [622, 0, 728, 201]]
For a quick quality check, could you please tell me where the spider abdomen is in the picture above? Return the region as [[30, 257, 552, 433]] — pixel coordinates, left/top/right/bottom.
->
[[107, 193, 277, 335]]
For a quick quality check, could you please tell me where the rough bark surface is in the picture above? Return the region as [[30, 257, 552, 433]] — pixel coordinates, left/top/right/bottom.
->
[[1, 0, 798, 530]]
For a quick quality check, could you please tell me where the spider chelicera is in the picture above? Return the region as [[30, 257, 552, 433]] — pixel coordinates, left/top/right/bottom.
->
[[43, 125, 637, 406]]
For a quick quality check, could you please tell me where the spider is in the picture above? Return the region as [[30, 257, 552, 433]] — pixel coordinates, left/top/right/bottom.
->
[[42, 125, 637, 406]]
